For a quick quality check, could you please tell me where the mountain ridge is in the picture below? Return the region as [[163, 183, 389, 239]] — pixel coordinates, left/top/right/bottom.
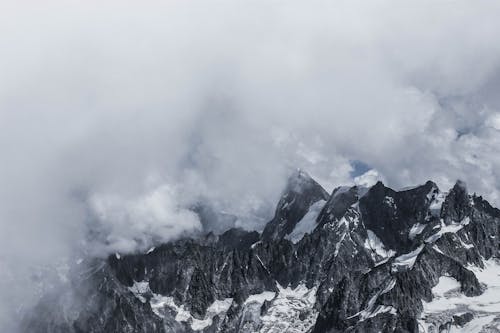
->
[[22, 173, 500, 333]]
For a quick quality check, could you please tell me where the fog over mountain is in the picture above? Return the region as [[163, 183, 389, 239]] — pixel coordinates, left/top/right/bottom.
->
[[1, 1, 500, 332]]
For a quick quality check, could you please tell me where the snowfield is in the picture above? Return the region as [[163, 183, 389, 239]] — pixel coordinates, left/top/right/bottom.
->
[[259, 284, 318, 333], [419, 259, 500, 332], [391, 245, 425, 272], [128, 280, 234, 331], [128, 280, 320, 332], [285, 200, 326, 244]]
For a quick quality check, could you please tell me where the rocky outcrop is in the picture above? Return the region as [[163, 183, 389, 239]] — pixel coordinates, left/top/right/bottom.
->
[[261, 170, 329, 241], [23, 175, 500, 333], [22, 260, 166, 333]]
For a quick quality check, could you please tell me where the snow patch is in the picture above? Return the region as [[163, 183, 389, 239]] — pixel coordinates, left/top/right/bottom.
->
[[244, 291, 276, 305], [428, 190, 446, 216], [129, 281, 150, 301], [255, 255, 271, 274], [128, 280, 233, 331], [285, 200, 326, 243], [207, 298, 233, 314], [449, 315, 498, 333], [409, 223, 426, 240], [364, 230, 396, 263], [432, 276, 461, 297], [424, 218, 470, 243], [250, 241, 262, 249], [259, 284, 318, 333], [331, 210, 360, 257], [383, 196, 396, 208], [363, 305, 397, 320], [432, 245, 444, 255], [459, 238, 474, 249], [151, 295, 233, 330], [281, 197, 295, 211], [348, 279, 397, 321], [392, 245, 425, 272]]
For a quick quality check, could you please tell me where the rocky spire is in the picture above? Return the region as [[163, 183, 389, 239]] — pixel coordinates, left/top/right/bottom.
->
[[261, 169, 328, 241]]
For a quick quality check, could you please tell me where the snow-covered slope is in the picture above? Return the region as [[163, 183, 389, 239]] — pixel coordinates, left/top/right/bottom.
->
[[420, 259, 500, 332]]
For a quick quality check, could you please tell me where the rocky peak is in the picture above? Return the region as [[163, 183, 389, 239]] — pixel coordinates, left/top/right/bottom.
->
[[316, 185, 367, 228], [285, 169, 327, 195], [359, 181, 440, 252], [261, 170, 328, 241], [441, 180, 472, 223], [23, 175, 500, 333]]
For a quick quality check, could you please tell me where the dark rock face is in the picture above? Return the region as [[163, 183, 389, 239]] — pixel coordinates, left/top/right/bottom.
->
[[316, 185, 367, 228], [452, 312, 474, 327], [23, 176, 500, 333], [22, 260, 166, 333], [359, 181, 437, 252], [217, 228, 260, 251], [441, 181, 472, 223], [261, 170, 329, 241]]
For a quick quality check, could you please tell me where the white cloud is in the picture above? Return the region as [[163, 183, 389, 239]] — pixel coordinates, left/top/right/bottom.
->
[[88, 185, 202, 254], [487, 113, 500, 131], [1, 1, 500, 330], [355, 170, 383, 188]]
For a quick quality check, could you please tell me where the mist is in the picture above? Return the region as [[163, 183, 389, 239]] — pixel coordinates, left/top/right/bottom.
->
[[2, 1, 500, 331]]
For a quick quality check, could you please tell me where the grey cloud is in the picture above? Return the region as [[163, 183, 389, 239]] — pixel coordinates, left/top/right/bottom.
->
[[1, 1, 500, 331]]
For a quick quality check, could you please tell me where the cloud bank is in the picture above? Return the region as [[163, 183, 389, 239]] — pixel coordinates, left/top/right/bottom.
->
[[1, 0, 500, 330]]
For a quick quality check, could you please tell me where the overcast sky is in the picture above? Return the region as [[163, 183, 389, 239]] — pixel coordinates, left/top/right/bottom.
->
[[1, 1, 500, 330]]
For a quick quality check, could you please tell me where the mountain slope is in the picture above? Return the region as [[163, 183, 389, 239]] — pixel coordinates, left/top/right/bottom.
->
[[23, 175, 500, 333]]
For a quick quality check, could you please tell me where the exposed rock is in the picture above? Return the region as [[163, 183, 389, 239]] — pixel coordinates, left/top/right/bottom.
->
[[452, 312, 474, 327], [23, 176, 500, 333], [261, 170, 329, 241]]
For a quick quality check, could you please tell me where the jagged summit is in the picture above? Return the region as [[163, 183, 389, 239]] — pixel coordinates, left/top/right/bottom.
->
[[454, 179, 468, 190], [358, 180, 443, 251], [441, 180, 472, 223], [285, 169, 329, 196], [261, 170, 329, 242], [23, 173, 500, 333], [315, 185, 367, 229]]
